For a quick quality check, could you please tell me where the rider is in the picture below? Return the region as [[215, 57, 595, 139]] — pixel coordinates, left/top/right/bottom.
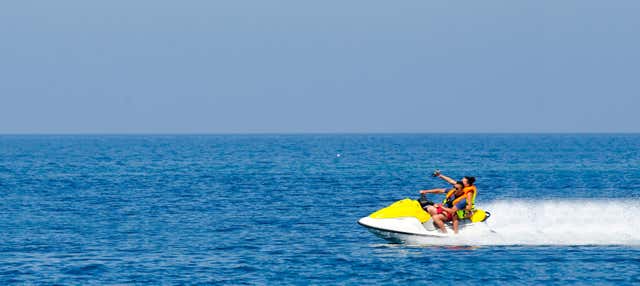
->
[[434, 170, 476, 196], [419, 181, 470, 234], [434, 170, 477, 218]]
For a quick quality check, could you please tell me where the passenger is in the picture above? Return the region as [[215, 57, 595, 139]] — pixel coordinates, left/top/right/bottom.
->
[[433, 170, 477, 218], [419, 181, 469, 234], [433, 170, 476, 194]]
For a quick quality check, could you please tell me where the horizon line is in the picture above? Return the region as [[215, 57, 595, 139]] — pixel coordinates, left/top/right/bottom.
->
[[1, 131, 639, 136]]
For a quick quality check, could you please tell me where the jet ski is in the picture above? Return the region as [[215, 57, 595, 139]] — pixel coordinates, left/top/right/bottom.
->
[[358, 194, 491, 243]]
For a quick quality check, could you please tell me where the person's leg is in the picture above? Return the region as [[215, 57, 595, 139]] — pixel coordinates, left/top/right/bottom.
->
[[426, 205, 438, 216], [452, 199, 467, 234], [452, 215, 459, 234], [432, 214, 447, 233]]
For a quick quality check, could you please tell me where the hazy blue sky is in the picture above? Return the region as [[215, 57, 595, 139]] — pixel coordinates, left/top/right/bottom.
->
[[1, 1, 639, 133]]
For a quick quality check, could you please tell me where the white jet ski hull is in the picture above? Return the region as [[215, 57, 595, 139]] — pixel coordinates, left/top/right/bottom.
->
[[358, 216, 487, 243]]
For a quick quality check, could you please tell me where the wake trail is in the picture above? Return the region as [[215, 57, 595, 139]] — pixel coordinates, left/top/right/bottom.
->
[[405, 199, 640, 246]]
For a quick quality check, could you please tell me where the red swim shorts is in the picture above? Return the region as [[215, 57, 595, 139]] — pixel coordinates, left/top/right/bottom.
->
[[436, 205, 453, 220]]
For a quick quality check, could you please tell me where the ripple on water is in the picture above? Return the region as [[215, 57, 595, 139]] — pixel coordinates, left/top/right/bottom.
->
[[0, 135, 639, 284]]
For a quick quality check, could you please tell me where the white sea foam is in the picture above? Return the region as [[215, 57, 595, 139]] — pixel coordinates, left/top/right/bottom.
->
[[404, 199, 640, 246]]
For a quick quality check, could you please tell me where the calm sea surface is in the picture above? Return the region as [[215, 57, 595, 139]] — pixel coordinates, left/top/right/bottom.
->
[[1, 134, 639, 284]]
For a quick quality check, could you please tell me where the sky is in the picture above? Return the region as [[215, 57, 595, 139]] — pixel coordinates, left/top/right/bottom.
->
[[1, 1, 639, 133]]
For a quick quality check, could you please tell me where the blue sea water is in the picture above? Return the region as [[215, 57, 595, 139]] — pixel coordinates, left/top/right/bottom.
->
[[0, 134, 639, 285]]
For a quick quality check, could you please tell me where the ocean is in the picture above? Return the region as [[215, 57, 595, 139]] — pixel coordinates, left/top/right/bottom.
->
[[1, 134, 639, 284]]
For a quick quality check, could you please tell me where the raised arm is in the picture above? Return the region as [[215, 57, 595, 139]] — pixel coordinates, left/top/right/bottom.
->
[[437, 173, 457, 185], [419, 188, 446, 194]]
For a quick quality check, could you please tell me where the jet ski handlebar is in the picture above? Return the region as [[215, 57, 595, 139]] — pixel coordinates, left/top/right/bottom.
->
[[418, 193, 435, 208]]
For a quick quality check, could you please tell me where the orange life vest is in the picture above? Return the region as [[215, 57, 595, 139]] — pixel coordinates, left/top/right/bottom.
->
[[443, 185, 477, 206], [443, 185, 479, 219]]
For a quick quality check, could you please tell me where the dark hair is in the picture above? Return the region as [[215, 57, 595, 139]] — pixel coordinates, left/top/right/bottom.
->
[[464, 176, 476, 186], [455, 181, 465, 189]]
